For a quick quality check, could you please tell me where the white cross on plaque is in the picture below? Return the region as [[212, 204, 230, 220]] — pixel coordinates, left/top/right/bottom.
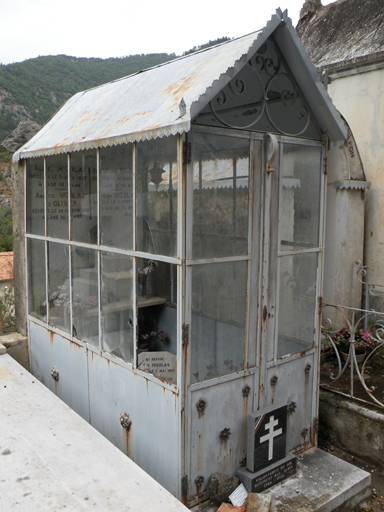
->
[[259, 415, 282, 460]]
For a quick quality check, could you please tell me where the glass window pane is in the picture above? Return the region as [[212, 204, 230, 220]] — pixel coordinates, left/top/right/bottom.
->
[[191, 261, 247, 383], [71, 151, 98, 243], [100, 145, 133, 250], [71, 247, 99, 345], [193, 133, 249, 259], [27, 238, 46, 321], [280, 145, 322, 251], [46, 154, 69, 239], [26, 158, 45, 235], [101, 252, 134, 363], [47, 242, 70, 333], [137, 259, 177, 384], [136, 136, 178, 257], [277, 252, 318, 358]]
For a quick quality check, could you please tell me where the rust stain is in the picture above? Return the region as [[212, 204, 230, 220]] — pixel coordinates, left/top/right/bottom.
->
[[123, 427, 134, 461]]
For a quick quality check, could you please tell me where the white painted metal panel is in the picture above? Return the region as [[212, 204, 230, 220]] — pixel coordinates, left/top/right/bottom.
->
[[87, 351, 181, 498], [29, 321, 90, 421], [188, 373, 256, 503]]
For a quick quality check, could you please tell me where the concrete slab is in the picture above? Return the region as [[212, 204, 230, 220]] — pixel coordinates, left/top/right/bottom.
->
[[192, 448, 371, 512], [0, 354, 188, 512], [267, 447, 371, 511]]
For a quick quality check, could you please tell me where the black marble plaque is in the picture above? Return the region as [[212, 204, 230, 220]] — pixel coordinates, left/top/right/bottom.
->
[[237, 453, 296, 493], [247, 404, 288, 473]]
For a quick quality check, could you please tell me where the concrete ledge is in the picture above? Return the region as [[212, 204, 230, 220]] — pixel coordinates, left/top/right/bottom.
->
[[0, 354, 188, 512], [0, 332, 29, 370], [319, 389, 384, 469]]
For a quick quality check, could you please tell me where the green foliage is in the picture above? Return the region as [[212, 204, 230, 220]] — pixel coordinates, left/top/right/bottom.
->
[[182, 37, 231, 56], [0, 145, 11, 163], [0, 208, 13, 252], [0, 284, 15, 335]]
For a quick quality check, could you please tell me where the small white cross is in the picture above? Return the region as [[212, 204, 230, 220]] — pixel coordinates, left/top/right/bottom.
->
[[259, 415, 282, 460]]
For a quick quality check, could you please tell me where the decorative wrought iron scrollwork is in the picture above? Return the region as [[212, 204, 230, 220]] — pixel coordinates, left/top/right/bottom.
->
[[206, 37, 315, 137], [321, 302, 384, 409]]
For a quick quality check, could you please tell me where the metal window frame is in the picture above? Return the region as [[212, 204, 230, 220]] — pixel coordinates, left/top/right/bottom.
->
[[24, 135, 184, 390]]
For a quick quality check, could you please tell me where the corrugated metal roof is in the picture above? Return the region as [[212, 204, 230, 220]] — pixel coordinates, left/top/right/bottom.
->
[[13, 9, 347, 162]]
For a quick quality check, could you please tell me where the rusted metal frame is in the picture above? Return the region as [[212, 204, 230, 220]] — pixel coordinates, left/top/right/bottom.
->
[[280, 135, 324, 148], [312, 143, 327, 442], [24, 235, 181, 264], [178, 133, 188, 501], [277, 247, 323, 257], [258, 134, 276, 409], [43, 157, 49, 326], [132, 142, 138, 371], [66, 153, 74, 337], [264, 137, 281, 366], [265, 347, 317, 368], [95, 149, 102, 351], [23, 159, 34, 364], [189, 367, 257, 392], [186, 255, 251, 266], [191, 123, 258, 142], [247, 135, 262, 377], [183, 129, 195, 502]]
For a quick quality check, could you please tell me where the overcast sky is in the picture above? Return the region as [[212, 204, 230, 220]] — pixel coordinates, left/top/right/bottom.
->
[[0, 0, 334, 65]]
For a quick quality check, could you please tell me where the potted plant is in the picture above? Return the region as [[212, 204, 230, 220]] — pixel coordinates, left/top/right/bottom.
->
[[332, 326, 376, 362]]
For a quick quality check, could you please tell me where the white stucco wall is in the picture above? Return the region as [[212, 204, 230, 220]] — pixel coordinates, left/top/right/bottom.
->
[[327, 66, 384, 286]]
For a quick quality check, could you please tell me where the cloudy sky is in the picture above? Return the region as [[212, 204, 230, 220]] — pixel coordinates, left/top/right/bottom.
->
[[0, 0, 334, 65]]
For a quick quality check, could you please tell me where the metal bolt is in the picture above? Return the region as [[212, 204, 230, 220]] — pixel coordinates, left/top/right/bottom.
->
[[120, 412, 132, 431], [305, 363, 312, 374], [270, 375, 278, 386], [51, 366, 59, 381], [219, 428, 231, 442], [242, 385, 251, 397], [195, 475, 204, 487], [196, 399, 207, 413], [287, 401, 297, 415]]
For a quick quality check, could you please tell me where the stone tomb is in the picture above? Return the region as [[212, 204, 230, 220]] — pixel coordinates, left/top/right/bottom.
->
[[237, 404, 296, 493]]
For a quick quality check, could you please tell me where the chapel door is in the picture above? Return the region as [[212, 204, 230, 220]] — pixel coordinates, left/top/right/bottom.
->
[[258, 138, 325, 455], [184, 130, 325, 506]]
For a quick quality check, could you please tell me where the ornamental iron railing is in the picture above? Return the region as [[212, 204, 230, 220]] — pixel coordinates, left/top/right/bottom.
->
[[321, 303, 384, 409]]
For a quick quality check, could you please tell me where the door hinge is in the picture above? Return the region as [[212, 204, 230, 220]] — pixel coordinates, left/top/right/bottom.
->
[[323, 156, 328, 175], [183, 141, 192, 165], [181, 474, 188, 498], [183, 323, 189, 345]]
